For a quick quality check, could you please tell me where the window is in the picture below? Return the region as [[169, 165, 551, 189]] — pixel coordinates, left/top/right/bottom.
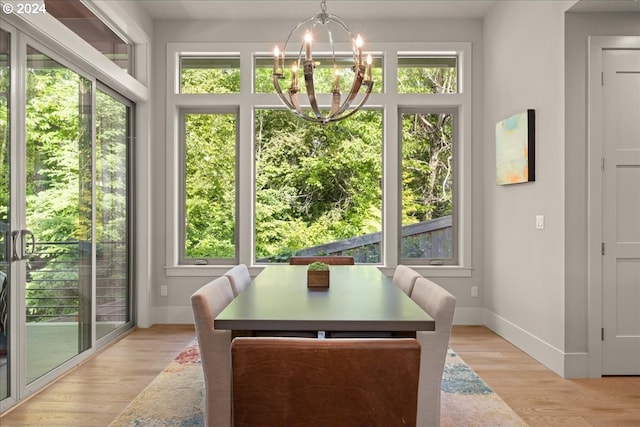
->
[[167, 42, 471, 271], [254, 109, 383, 263], [397, 55, 458, 94], [180, 56, 240, 94], [45, 0, 132, 73], [180, 110, 238, 264], [400, 110, 456, 265], [255, 54, 384, 94]]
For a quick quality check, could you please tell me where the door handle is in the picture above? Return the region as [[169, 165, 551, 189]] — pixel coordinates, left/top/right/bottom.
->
[[11, 230, 20, 261], [1, 229, 9, 262], [20, 229, 35, 259]]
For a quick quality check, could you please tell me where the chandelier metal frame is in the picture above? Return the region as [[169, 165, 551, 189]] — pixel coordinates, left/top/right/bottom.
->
[[272, 0, 374, 125]]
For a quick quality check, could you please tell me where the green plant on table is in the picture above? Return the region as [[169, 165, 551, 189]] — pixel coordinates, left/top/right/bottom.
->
[[307, 261, 329, 271]]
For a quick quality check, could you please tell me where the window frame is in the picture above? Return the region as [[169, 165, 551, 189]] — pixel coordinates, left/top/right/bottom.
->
[[179, 55, 241, 94], [397, 54, 459, 94], [252, 107, 385, 265], [165, 42, 472, 277], [45, 0, 134, 74], [398, 107, 459, 266]]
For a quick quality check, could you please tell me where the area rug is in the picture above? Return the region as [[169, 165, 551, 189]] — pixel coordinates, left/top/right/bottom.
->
[[110, 339, 527, 427]]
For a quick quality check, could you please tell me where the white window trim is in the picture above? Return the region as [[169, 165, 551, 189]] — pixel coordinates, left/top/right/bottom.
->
[[165, 42, 472, 277]]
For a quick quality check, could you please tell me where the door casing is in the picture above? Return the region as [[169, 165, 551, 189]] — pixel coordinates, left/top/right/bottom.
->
[[587, 36, 640, 378]]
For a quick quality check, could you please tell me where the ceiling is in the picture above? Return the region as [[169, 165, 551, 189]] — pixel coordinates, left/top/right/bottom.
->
[[134, 0, 498, 21], [135, 0, 640, 21]]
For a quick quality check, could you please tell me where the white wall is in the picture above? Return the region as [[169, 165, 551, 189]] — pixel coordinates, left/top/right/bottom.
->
[[483, 1, 575, 377], [148, 18, 486, 325]]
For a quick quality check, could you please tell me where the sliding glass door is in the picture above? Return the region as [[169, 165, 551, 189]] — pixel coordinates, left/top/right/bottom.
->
[[25, 46, 93, 382], [0, 32, 134, 411], [95, 88, 131, 340]]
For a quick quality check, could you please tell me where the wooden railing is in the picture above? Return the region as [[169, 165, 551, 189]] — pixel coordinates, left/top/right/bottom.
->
[[258, 215, 453, 263]]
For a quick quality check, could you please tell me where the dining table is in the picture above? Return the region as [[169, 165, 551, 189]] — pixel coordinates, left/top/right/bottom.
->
[[214, 264, 437, 427], [214, 264, 434, 334]]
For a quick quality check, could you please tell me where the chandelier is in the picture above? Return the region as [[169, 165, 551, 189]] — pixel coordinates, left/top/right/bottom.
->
[[272, 0, 374, 125]]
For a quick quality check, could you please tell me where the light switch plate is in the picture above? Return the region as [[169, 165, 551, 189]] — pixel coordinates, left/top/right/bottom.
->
[[536, 215, 545, 230]]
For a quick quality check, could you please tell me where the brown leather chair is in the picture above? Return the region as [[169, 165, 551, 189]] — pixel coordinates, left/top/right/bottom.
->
[[231, 337, 420, 427], [289, 255, 355, 265]]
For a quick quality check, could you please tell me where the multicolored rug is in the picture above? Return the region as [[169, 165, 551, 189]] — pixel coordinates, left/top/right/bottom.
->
[[110, 339, 527, 426]]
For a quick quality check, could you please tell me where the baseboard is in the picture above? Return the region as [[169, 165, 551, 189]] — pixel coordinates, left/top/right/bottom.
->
[[563, 351, 590, 378], [484, 310, 589, 378]]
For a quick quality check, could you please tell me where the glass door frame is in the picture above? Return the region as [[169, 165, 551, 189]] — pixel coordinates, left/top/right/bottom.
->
[[0, 21, 19, 412], [94, 82, 135, 349], [0, 24, 135, 413]]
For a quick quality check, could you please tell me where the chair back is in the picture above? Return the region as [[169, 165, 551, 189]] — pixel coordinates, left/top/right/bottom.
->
[[224, 264, 251, 297], [392, 264, 421, 296], [289, 255, 355, 265], [410, 277, 456, 427], [190, 276, 235, 427], [231, 337, 421, 427]]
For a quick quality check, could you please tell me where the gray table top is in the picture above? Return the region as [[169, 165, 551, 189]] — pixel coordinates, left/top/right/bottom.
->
[[214, 265, 434, 332]]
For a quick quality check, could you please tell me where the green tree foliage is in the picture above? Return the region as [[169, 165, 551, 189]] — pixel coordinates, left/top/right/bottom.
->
[[397, 59, 457, 94], [181, 68, 240, 94], [254, 109, 382, 261], [24, 56, 92, 321], [96, 91, 128, 242], [401, 112, 453, 224], [184, 113, 236, 258]]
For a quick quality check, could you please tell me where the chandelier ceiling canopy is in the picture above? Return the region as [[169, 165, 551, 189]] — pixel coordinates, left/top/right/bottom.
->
[[272, 0, 374, 125]]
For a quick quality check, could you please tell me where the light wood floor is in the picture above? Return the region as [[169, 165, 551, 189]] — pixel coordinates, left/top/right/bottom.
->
[[1, 324, 638, 426], [451, 326, 640, 427]]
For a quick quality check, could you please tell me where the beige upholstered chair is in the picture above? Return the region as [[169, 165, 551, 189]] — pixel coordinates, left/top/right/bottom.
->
[[190, 276, 235, 427], [231, 337, 421, 427], [392, 264, 421, 296], [410, 277, 457, 427], [223, 264, 251, 297], [289, 255, 355, 265]]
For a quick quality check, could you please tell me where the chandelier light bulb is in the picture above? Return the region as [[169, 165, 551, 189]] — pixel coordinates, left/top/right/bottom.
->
[[304, 31, 312, 61], [273, 46, 280, 73]]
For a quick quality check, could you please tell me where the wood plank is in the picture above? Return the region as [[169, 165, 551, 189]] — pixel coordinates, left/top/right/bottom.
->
[[0, 325, 194, 426], [452, 325, 640, 427], [1, 324, 638, 426]]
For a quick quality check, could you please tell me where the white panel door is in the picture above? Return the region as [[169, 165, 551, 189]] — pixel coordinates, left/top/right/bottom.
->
[[602, 49, 640, 375]]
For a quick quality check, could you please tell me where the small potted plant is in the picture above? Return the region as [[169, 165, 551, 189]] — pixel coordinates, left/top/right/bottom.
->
[[307, 261, 330, 288]]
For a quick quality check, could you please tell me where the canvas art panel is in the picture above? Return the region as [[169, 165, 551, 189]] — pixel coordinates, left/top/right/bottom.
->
[[495, 110, 535, 185]]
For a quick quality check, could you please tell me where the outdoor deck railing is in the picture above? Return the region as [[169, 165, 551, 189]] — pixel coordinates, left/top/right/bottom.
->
[[25, 241, 128, 323]]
